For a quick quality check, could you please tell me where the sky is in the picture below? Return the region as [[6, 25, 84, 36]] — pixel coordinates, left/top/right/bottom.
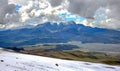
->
[[0, 0, 120, 30]]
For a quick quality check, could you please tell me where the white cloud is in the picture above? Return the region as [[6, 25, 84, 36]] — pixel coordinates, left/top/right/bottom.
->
[[0, 0, 120, 30]]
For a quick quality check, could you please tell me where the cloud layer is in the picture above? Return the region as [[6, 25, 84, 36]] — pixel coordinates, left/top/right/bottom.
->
[[0, 0, 120, 30]]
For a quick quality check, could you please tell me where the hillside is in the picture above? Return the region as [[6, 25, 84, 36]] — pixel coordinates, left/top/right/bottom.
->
[[0, 22, 120, 47], [0, 48, 120, 71]]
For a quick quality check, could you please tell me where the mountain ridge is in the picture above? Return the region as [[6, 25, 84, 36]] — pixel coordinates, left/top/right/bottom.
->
[[0, 22, 120, 47], [1, 49, 120, 71]]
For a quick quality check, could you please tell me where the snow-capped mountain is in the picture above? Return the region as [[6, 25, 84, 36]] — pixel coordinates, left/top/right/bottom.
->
[[0, 48, 120, 71], [0, 22, 120, 47]]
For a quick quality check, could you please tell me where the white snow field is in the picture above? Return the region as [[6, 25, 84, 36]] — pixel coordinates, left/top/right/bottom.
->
[[0, 49, 120, 71]]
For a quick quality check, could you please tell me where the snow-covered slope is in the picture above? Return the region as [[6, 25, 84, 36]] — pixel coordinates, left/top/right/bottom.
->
[[0, 49, 120, 71]]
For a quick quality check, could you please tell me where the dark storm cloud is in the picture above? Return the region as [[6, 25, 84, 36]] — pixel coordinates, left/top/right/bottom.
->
[[106, 0, 120, 19], [0, 0, 8, 7], [68, 0, 107, 18], [0, 0, 8, 24], [67, 0, 120, 19], [0, 0, 19, 24], [48, 0, 63, 7]]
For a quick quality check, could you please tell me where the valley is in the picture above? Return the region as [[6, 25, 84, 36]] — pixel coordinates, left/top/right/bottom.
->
[[21, 43, 120, 65]]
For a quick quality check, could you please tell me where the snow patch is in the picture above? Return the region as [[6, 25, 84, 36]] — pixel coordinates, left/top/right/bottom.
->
[[0, 49, 120, 71]]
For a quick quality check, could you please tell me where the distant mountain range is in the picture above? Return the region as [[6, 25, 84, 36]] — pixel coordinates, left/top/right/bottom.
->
[[0, 21, 120, 47]]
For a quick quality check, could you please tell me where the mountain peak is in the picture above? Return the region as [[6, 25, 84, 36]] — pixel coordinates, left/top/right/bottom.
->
[[0, 22, 120, 47]]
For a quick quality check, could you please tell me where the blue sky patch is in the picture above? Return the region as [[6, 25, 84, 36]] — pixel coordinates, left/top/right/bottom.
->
[[66, 17, 76, 21], [15, 5, 22, 11], [59, 13, 87, 22]]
